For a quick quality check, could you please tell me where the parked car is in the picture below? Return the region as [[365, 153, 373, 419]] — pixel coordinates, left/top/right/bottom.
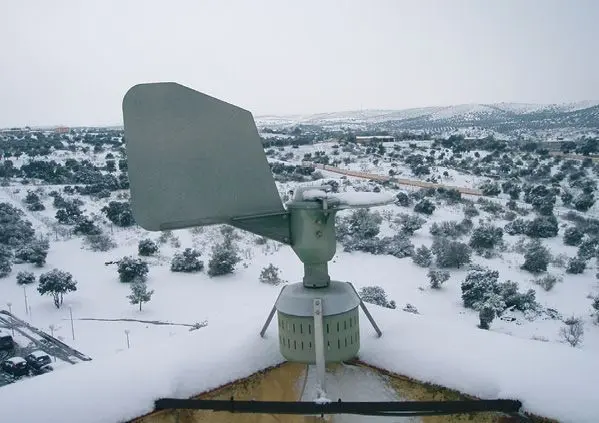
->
[[1, 357, 29, 377], [0, 330, 13, 351], [25, 350, 53, 374]]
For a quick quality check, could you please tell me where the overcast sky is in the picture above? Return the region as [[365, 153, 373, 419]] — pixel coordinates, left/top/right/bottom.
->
[[1, 0, 598, 127]]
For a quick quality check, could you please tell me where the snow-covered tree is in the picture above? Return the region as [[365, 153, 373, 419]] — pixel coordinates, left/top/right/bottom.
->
[[478, 293, 506, 330], [84, 234, 116, 252], [14, 238, 49, 267], [414, 199, 435, 215], [259, 263, 284, 286], [530, 215, 560, 238], [395, 192, 411, 207], [500, 281, 537, 312], [358, 286, 396, 309], [16, 271, 35, 285], [101, 201, 135, 227], [577, 238, 599, 260], [427, 269, 450, 289], [430, 220, 467, 238], [432, 238, 471, 269], [117, 256, 149, 282], [559, 316, 584, 347], [563, 227, 584, 246], [381, 233, 414, 258], [521, 239, 550, 274], [337, 208, 382, 240], [0, 202, 35, 247], [463, 203, 479, 218], [396, 213, 425, 235], [73, 217, 102, 236], [573, 192, 595, 212], [138, 238, 159, 256], [0, 246, 12, 278], [566, 257, 586, 274], [480, 181, 501, 196], [127, 279, 154, 311], [37, 269, 77, 308], [412, 245, 432, 267], [533, 274, 562, 291], [170, 248, 204, 272], [469, 224, 503, 252], [592, 297, 599, 323], [207, 239, 240, 277], [461, 268, 501, 310]]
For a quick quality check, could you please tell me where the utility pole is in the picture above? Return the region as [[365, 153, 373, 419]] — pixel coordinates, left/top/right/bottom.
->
[[69, 306, 75, 341], [125, 330, 130, 349], [23, 286, 28, 315]]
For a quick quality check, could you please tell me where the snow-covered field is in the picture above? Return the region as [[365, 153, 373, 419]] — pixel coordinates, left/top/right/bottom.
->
[[0, 138, 598, 422]]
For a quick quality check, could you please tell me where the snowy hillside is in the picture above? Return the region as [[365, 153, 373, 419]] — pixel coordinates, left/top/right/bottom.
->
[[256, 101, 599, 135], [0, 129, 599, 422]]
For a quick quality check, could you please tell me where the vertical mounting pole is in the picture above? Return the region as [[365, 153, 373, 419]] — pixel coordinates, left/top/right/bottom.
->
[[23, 286, 29, 315], [69, 306, 75, 341], [313, 298, 326, 395]]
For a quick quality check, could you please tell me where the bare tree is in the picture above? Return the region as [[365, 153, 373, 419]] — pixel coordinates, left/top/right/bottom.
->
[[559, 316, 584, 347]]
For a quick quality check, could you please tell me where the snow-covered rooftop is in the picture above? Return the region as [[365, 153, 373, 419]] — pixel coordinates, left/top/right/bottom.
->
[[0, 304, 597, 423]]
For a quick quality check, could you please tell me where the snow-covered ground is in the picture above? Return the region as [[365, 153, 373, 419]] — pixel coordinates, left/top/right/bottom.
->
[[0, 140, 598, 422]]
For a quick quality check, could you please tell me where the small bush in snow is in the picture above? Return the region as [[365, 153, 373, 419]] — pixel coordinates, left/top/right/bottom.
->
[[521, 239, 550, 274], [359, 286, 396, 309], [592, 297, 599, 323], [102, 201, 135, 227], [527, 215, 559, 238], [138, 239, 159, 256], [381, 233, 414, 258], [559, 316, 584, 347], [412, 245, 433, 268], [0, 246, 13, 278], [207, 239, 241, 277], [573, 192, 595, 212], [432, 238, 471, 269], [337, 209, 382, 240], [563, 227, 584, 246], [259, 263, 284, 286], [396, 213, 425, 235], [500, 281, 537, 312], [469, 224, 503, 252], [566, 257, 586, 274], [478, 294, 506, 330], [577, 239, 599, 260], [14, 239, 49, 267], [414, 199, 435, 215], [16, 271, 36, 285], [429, 220, 467, 238], [427, 269, 450, 289], [461, 268, 500, 310], [37, 269, 77, 309], [117, 256, 149, 283], [73, 217, 102, 236], [402, 303, 419, 314], [127, 279, 154, 311], [533, 274, 562, 291], [463, 203, 479, 218], [395, 192, 411, 207], [84, 234, 116, 252], [480, 181, 501, 196], [170, 248, 204, 273]]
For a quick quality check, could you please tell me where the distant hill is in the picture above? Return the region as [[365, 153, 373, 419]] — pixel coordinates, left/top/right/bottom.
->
[[256, 101, 599, 135]]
